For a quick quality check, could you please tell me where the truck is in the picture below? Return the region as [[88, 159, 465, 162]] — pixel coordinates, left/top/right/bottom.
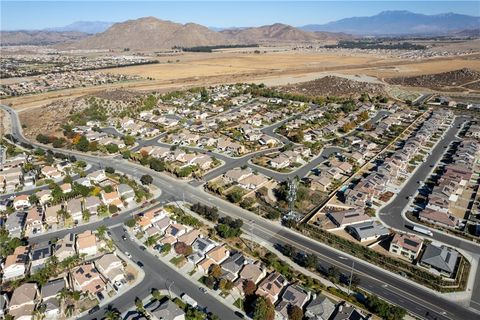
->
[[413, 225, 433, 237], [181, 293, 198, 308]]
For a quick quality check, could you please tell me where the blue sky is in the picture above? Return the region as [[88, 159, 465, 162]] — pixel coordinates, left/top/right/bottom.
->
[[2, 1, 479, 30]]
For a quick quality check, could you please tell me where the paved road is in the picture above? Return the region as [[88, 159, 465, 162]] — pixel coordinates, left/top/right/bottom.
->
[[79, 226, 241, 320], [3, 105, 480, 319]]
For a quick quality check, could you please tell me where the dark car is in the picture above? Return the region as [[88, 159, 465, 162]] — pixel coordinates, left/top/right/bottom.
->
[[139, 245, 146, 251], [234, 311, 246, 318], [122, 235, 127, 241], [137, 261, 144, 268], [88, 306, 100, 314]]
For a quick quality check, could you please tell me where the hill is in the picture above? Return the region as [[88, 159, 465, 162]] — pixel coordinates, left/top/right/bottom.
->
[[301, 11, 480, 35], [220, 23, 343, 43], [0, 30, 88, 46], [62, 17, 232, 50]]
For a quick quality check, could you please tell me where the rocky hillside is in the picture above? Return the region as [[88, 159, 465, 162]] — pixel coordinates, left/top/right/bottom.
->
[[61, 17, 232, 50]]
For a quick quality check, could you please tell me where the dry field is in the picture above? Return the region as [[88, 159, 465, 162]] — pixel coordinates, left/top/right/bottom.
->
[[2, 50, 479, 113]]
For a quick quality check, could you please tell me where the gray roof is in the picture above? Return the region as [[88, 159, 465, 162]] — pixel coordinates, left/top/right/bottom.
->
[[305, 294, 336, 320], [67, 198, 83, 214], [331, 305, 365, 320], [5, 211, 26, 231], [347, 221, 389, 241], [192, 237, 215, 252], [31, 242, 52, 261], [147, 300, 185, 320], [44, 298, 60, 312], [281, 284, 309, 307], [41, 278, 66, 300], [421, 244, 459, 274], [118, 184, 134, 196], [85, 196, 101, 208], [221, 252, 246, 274]]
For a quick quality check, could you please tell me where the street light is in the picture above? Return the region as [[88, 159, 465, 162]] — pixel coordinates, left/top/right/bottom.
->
[[339, 256, 355, 295], [167, 280, 174, 298]]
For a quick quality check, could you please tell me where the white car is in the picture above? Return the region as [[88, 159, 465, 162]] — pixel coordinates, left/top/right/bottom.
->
[[125, 251, 132, 259]]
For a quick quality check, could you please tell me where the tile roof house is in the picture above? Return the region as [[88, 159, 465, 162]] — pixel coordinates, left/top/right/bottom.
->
[[331, 305, 366, 320], [84, 196, 102, 215], [54, 233, 76, 261], [238, 174, 268, 190], [309, 175, 332, 192], [87, 170, 106, 184], [224, 167, 252, 184], [44, 204, 61, 226], [389, 233, 423, 261], [419, 208, 458, 229], [2, 246, 29, 282], [60, 183, 72, 193], [256, 272, 288, 303], [95, 253, 125, 283], [239, 261, 267, 284], [76, 230, 98, 257], [67, 198, 83, 222], [192, 237, 217, 254], [36, 189, 52, 205], [41, 166, 61, 179], [206, 244, 230, 264], [165, 224, 188, 239], [13, 195, 30, 210], [420, 244, 459, 278], [275, 285, 311, 320], [177, 229, 201, 246], [101, 190, 122, 207], [305, 294, 336, 320], [72, 264, 106, 296], [25, 207, 43, 235], [8, 283, 38, 320]]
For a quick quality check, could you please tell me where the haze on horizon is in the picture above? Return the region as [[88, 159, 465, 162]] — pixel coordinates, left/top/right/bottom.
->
[[1, 0, 479, 31]]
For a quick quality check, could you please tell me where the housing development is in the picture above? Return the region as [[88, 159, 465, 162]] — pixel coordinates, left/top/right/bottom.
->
[[1, 2, 480, 320]]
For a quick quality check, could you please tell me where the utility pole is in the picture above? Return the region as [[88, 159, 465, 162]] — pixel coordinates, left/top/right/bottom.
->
[[286, 177, 297, 217], [348, 260, 355, 295]]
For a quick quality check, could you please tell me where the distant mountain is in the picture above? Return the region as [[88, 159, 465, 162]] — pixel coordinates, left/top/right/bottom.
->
[[0, 30, 88, 46], [45, 21, 114, 34], [63, 17, 348, 50], [220, 23, 348, 43], [301, 11, 480, 35]]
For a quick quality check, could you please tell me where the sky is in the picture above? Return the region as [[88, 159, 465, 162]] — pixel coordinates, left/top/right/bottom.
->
[[1, 1, 479, 30]]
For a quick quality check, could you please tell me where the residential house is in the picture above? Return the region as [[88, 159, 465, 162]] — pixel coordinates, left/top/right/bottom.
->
[[76, 230, 98, 257], [331, 305, 366, 320], [101, 190, 123, 208], [2, 246, 29, 281], [146, 299, 185, 320], [389, 233, 423, 261], [84, 196, 101, 215], [419, 208, 458, 229], [30, 242, 52, 273], [95, 253, 125, 284], [275, 285, 311, 320], [327, 209, 370, 228], [25, 207, 43, 235], [67, 198, 83, 222], [8, 283, 38, 320], [270, 155, 290, 169], [41, 278, 65, 319], [5, 211, 26, 238], [165, 224, 188, 239], [221, 252, 247, 279], [420, 244, 459, 278], [117, 184, 135, 203], [72, 264, 106, 296], [310, 175, 332, 192], [13, 195, 30, 210], [347, 221, 389, 242], [60, 183, 72, 193], [76, 177, 92, 187], [256, 272, 288, 303], [87, 170, 106, 184], [177, 229, 201, 246], [44, 204, 61, 227], [54, 233, 76, 261], [36, 189, 52, 205], [239, 261, 267, 284], [224, 167, 252, 184], [305, 294, 336, 320], [41, 166, 61, 179], [238, 173, 268, 190]]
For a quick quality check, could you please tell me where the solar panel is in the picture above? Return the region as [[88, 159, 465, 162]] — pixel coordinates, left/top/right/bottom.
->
[[404, 239, 419, 247]]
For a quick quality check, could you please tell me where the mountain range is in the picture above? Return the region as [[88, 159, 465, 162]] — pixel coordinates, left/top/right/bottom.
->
[[2, 11, 478, 48], [301, 11, 480, 35]]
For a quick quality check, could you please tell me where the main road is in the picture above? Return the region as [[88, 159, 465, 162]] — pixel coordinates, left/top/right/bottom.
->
[[2, 105, 479, 320]]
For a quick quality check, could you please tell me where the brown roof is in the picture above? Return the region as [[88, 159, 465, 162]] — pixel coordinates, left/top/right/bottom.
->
[[10, 283, 37, 307], [4, 246, 28, 269], [207, 244, 229, 263], [391, 233, 423, 254], [77, 230, 97, 249], [177, 229, 201, 246]]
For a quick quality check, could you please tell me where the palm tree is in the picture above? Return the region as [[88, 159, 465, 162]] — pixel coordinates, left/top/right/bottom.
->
[[103, 307, 121, 320], [65, 304, 75, 317]]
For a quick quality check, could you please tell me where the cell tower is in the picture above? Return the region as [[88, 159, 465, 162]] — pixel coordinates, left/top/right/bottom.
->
[[286, 177, 298, 216]]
